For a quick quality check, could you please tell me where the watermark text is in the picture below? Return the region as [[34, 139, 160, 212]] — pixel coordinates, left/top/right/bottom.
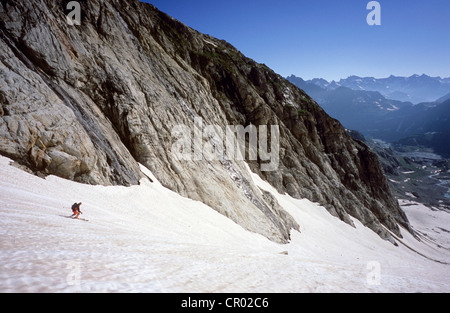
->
[[171, 117, 280, 171]]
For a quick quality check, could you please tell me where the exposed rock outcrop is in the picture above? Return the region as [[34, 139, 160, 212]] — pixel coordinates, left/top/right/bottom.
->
[[0, 0, 411, 243]]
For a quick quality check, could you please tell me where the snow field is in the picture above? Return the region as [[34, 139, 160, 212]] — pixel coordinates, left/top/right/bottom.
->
[[0, 156, 449, 292]]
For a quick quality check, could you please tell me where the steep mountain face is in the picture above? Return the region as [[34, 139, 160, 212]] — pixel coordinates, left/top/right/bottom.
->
[[0, 0, 410, 243]]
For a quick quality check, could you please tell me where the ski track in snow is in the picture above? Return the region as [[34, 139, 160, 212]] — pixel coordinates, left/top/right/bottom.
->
[[0, 156, 449, 293]]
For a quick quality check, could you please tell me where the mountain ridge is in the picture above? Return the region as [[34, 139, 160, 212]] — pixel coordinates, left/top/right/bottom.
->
[[288, 74, 450, 104], [287, 74, 450, 156], [0, 0, 410, 243]]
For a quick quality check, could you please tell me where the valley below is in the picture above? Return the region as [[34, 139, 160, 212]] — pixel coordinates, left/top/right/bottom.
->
[[366, 139, 450, 212]]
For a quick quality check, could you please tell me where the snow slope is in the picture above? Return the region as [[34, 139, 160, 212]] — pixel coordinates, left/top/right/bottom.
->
[[0, 155, 449, 293]]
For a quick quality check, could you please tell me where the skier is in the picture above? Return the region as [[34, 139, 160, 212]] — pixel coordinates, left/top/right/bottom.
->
[[71, 202, 83, 219]]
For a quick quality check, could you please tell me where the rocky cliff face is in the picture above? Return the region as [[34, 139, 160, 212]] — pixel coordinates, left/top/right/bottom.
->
[[0, 0, 411, 243]]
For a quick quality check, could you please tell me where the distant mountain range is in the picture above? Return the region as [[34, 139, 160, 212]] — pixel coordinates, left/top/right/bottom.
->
[[287, 75, 450, 156], [288, 74, 450, 104]]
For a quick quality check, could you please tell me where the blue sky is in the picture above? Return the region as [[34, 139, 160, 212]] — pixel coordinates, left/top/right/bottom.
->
[[143, 0, 450, 81]]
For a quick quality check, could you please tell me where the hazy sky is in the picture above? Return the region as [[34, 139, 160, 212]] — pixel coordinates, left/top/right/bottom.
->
[[144, 0, 450, 81]]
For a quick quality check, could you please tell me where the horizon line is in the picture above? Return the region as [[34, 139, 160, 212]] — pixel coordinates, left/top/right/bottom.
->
[[287, 73, 450, 82]]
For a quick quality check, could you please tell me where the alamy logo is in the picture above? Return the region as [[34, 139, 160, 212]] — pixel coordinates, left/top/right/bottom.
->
[[367, 1, 381, 26], [66, 260, 82, 288], [171, 118, 280, 172], [366, 261, 381, 286], [66, 1, 81, 26]]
